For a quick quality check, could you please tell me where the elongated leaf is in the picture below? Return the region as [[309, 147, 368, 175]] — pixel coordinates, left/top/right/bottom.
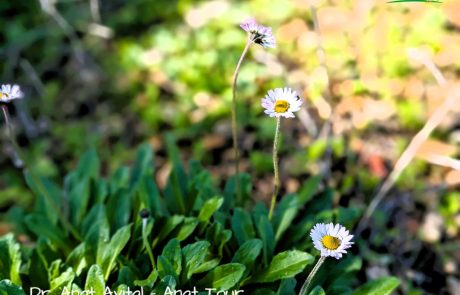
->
[[66, 243, 88, 276], [0, 234, 21, 285], [130, 143, 154, 190], [153, 275, 176, 294], [134, 269, 158, 287], [164, 134, 188, 214], [76, 148, 100, 179], [253, 207, 275, 265], [97, 224, 132, 280], [68, 177, 90, 226], [205, 222, 232, 256], [48, 267, 76, 295], [182, 241, 210, 279], [274, 195, 298, 241], [106, 188, 132, 231], [231, 208, 255, 246], [25, 215, 70, 253], [250, 250, 314, 283], [352, 277, 400, 295], [25, 172, 60, 225], [193, 257, 221, 274], [85, 265, 105, 295], [198, 263, 246, 290], [175, 217, 199, 241], [298, 176, 321, 206], [278, 278, 297, 295], [153, 216, 184, 247], [158, 255, 178, 281], [162, 239, 182, 275], [232, 239, 263, 267], [198, 197, 223, 223], [138, 175, 165, 217]]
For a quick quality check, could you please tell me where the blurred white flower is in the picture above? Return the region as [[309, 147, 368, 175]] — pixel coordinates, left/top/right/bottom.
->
[[311, 223, 354, 259], [261, 87, 302, 118], [240, 18, 276, 48], [0, 84, 23, 103]]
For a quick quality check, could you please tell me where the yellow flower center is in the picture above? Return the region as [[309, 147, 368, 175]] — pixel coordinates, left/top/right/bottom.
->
[[274, 100, 289, 113], [0, 92, 8, 99], [322, 235, 341, 250]]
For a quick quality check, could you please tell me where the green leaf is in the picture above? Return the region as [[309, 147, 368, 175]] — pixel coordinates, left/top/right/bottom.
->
[[130, 143, 154, 190], [198, 197, 223, 223], [193, 257, 221, 274], [152, 275, 176, 294], [274, 195, 298, 242], [110, 167, 130, 193], [82, 204, 109, 251], [223, 173, 252, 209], [278, 278, 297, 295], [198, 263, 246, 290], [106, 188, 132, 231], [75, 148, 100, 179], [25, 172, 61, 225], [250, 250, 314, 283], [298, 176, 322, 206], [162, 239, 182, 275], [205, 222, 232, 256], [308, 286, 326, 295], [134, 269, 158, 287], [153, 215, 184, 247], [232, 239, 263, 267], [231, 208, 255, 246], [138, 175, 165, 217], [97, 224, 132, 280], [48, 266, 76, 295], [253, 205, 275, 265], [0, 280, 25, 295], [352, 277, 400, 295], [158, 255, 178, 281], [175, 217, 199, 241], [25, 214, 70, 253], [0, 234, 22, 285], [66, 243, 88, 276], [182, 241, 210, 279], [164, 134, 188, 214], [85, 265, 105, 295], [68, 177, 90, 226]]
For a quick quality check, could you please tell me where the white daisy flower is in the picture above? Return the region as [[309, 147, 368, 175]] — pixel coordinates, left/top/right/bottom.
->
[[240, 18, 276, 48], [261, 87, 302, 118], [0, 84, 23, 103], [310, 223, 354, 259]]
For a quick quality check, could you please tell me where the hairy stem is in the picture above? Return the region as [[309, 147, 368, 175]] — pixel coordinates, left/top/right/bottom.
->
[[231, 39, 252, 203], [268, 117, 281, 220], [299, 256, 326, 295]]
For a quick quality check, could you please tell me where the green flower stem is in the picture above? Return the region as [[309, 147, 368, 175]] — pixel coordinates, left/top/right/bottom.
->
[[231, 38, 252, 203], [268, 116, 281, 220], [299, 256, 326, 295], [142, 219, 156, 269], [2, 104, 82, 242]]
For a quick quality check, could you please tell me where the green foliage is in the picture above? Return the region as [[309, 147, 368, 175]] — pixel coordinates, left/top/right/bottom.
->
[[352, 277, 400, 295], [0, 144, 369, 293]]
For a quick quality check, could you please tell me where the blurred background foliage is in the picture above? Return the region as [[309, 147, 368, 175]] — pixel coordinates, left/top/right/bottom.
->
[[0, 0, 459, 294]]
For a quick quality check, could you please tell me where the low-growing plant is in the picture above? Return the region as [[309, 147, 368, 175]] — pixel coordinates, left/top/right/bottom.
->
[[0, 140, 400, 294]]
